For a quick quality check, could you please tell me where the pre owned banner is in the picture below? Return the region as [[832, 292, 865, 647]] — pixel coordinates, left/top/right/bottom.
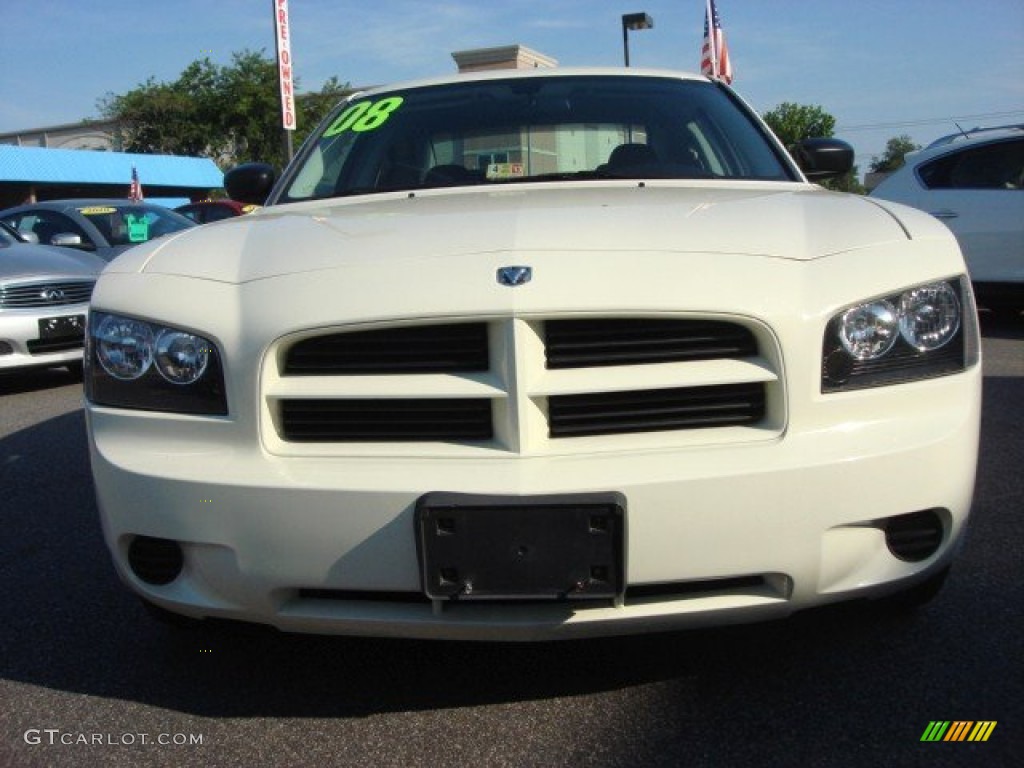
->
[[274, 0, 296, 130]]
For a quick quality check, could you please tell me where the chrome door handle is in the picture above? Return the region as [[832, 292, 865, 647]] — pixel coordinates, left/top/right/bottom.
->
[[930, 210, 959, 220]]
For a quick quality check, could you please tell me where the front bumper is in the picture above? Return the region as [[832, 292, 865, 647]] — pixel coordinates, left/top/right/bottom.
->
[[0, 305, 87, 371], [88, 366, 980, 641]]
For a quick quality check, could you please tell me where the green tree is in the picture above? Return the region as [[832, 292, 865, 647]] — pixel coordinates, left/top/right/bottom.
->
[[869, 134, 920, 174], [298, 76, 351, 142], [761, 102, 863, 193], [761, 102, 837, 147], [99, 62, 219, 157], [99, 50, 350, 170]]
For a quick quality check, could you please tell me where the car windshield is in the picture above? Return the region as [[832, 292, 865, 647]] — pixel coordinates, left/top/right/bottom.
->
[[75, 204, 193, 247], [281, 75, 794, 202]]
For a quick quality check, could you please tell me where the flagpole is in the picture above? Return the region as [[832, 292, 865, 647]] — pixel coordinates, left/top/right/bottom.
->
[[706, 0, 718, 79]]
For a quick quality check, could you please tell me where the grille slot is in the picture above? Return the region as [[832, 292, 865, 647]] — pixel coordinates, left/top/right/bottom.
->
[[0, 280, 94, 309], [549, 382, 765, 438], [280, 398, 493, 442], [545, 318, 757, 369], [285, 323, 488, 375]]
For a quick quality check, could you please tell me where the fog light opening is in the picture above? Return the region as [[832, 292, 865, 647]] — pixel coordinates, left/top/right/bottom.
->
[[127, 536, 184, 585], [883, 509, 945, 562]]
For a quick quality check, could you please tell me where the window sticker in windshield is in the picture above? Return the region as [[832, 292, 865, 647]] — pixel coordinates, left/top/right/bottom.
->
[[323, 96, 404, 137], [486, 163, 526, 180], [79, 206, 117, 216], [124, 214, 150, 243]]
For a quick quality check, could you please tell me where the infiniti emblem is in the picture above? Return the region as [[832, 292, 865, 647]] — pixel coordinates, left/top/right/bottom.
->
[[496, 266, 532, 287], [41, 287, 67, 303]]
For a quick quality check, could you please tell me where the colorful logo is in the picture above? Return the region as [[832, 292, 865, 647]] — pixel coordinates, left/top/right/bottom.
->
[[920, 721, 997, 742]]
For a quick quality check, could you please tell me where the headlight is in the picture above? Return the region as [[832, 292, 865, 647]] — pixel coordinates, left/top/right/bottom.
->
[[838, 301, 899, 360], [898, 283, 961, 352], [155, 329, 211, 385], [94, 315, 155, 380], [822, 277, 977, 393], [86, 311, 227, 415]]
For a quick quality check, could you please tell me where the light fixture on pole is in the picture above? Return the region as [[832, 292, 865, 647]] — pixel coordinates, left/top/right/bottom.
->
[[621, 12, 654, 67]]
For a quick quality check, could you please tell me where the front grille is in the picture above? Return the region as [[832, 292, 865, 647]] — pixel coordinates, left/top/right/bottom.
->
[[549, 382, 765, 438], [284, 323, 488, 374], [546, 318, 757, 369], [0, 280, 94, 309], [280, 398, 493, 442], [267, 316, 779, 451]]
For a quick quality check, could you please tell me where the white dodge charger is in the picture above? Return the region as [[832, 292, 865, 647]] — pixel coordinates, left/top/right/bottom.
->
[[85, 69, 981, 640]]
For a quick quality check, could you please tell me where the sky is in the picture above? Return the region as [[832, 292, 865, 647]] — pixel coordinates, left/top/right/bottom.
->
[[2, 0, 1022, 170]]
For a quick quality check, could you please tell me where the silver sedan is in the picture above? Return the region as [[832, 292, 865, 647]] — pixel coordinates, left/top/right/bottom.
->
[[0, 223, 104, 372]]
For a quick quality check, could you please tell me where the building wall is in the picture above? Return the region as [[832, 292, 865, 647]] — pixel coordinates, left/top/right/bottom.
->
[[452, 45, 557, 73], [0, 120, 120, 151]]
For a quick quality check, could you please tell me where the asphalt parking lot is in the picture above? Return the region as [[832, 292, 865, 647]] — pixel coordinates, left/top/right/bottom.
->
[[1, 314, 1021, 768]]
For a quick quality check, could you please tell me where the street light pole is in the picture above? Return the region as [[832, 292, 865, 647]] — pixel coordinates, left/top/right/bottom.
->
[[621, 12, 654, 67]]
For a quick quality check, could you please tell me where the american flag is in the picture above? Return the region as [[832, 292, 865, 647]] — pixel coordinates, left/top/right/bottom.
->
[[128, 165, 144, 202], [701, 0, 733, 84]]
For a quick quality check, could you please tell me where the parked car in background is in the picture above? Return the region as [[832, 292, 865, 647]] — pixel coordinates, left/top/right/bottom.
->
[[1, 220, 104, 372], [871, 128, 1024, 313], [174, 199, 258, 224], [86, 68, 980, 640], [0, 200, 195, 262]]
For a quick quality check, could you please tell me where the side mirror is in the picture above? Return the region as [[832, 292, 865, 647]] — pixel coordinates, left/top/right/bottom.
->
[[224, 163, 278, 206], [791, 138, 854, 181]]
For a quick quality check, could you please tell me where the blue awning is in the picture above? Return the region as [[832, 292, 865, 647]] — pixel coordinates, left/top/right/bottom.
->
[[0, 145, 222, 189]]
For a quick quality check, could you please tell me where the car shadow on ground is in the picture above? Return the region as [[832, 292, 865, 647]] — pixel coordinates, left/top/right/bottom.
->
[[0, 365, 82, 395], [978, 308, 1024, 340]]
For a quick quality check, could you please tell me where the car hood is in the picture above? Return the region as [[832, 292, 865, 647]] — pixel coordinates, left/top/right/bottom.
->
[[0, 243, 105, 280], [110, 183, 933, 284]]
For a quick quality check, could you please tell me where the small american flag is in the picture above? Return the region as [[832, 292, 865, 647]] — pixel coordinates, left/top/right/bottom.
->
[[129, 165, 144, 202], [701, 0, 733, 84]]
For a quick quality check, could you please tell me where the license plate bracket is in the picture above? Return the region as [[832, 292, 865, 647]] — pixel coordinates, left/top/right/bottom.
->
[[416, 492, 625, 601]]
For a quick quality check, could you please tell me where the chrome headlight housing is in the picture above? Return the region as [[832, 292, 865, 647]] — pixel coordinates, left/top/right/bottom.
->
[[822, 277, 978, 392], [85, 311, 227, 415]]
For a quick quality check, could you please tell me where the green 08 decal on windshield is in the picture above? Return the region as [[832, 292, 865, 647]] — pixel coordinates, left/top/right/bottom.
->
[[323, 97, 405, 136]]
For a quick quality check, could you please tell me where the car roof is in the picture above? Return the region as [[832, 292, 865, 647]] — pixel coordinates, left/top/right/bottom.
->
[[348, 66, 710, 101], [903, 130, 1023, 166], [177, 200, 244, 209], [5, 199, 165, 210], [925, 124, 1024, 149]]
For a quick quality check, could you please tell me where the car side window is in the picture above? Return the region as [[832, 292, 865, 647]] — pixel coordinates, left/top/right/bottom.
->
[[918, 139, 1024, 190], [6, 211, 96, 249]]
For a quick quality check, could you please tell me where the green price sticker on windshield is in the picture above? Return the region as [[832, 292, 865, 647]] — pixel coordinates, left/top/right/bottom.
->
[[323, 96, 404, 137], [124, 214, 150, 243]]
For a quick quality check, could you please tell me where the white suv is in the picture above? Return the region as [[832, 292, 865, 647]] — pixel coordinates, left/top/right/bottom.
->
[[871, 128, 1024, 313]]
